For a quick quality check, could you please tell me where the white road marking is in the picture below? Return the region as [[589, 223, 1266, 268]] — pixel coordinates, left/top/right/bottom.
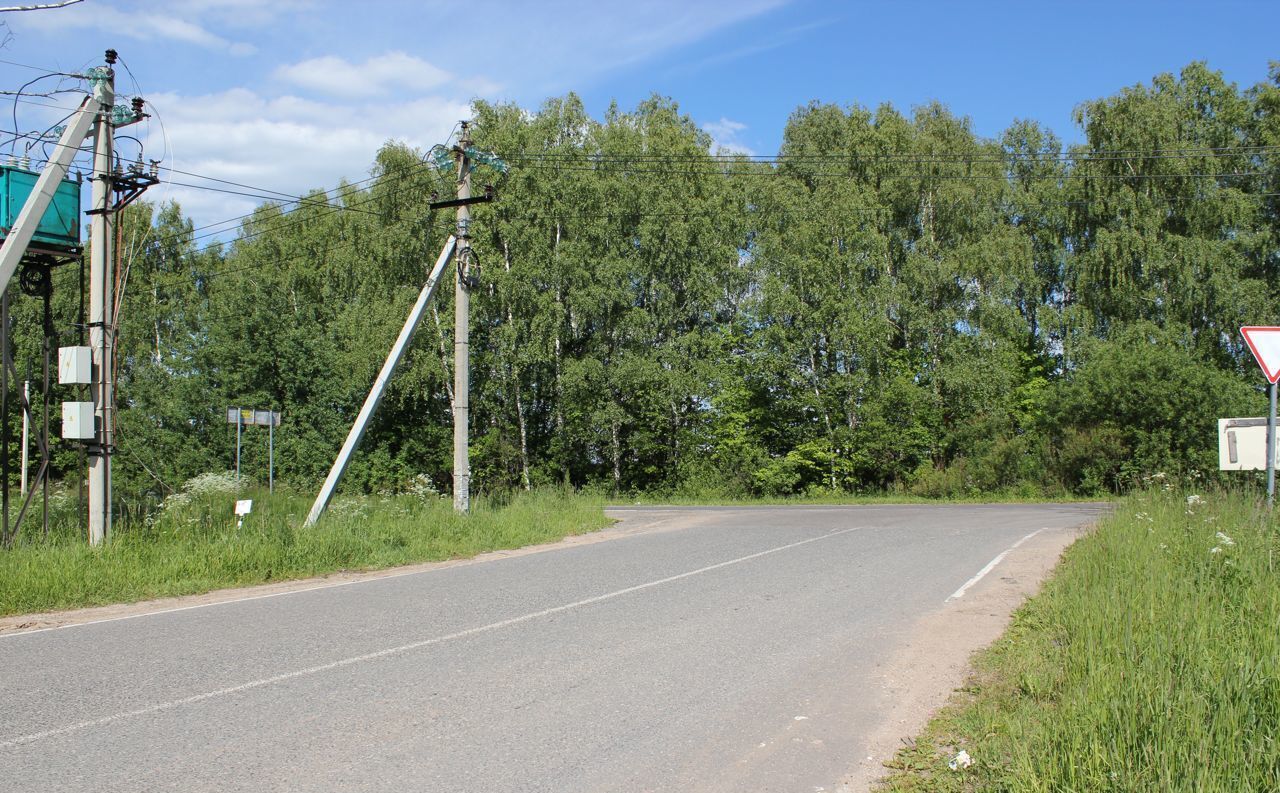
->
[[0, 566, 450, 639], [0, 525, 863, 749], [945, 528, 1046, 602]]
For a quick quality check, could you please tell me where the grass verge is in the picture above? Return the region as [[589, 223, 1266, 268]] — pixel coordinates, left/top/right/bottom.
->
[[612, 492, 1100, 507], [879, 487, 1280, 792], [0, 484, 609, 617]]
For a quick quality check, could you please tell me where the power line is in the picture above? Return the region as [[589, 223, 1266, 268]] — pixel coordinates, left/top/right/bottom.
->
[[504, 143, 1280, 164], [125, 189, 1280, 298], [503, 162, 1270, 181], [0, 56, 78, 74]]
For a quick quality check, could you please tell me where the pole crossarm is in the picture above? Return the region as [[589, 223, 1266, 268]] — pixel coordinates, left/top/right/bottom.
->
[[304, 236, 457, 526], [428, 194, 492, 210]]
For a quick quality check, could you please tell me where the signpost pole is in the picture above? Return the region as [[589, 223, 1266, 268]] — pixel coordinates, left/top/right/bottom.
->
[[235, 409, 242, 484], [1238, 327, 1280, 508], [1269, 382, 1276, 508], [268, 415, 274, 494]]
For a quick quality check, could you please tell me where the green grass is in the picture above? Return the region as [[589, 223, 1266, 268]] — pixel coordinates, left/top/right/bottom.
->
[[0, 484, 610, 617], [879, 486, 1280, 792]]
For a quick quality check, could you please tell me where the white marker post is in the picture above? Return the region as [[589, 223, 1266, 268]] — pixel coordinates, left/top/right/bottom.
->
[[1240, 326, 1280, 507]]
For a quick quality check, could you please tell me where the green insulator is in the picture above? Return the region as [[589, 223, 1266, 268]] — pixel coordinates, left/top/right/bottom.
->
[[84, 66, 112, 87], [429, 145, 455, 172], [465, 147, 508, 174], [110, 104, 140, 125]]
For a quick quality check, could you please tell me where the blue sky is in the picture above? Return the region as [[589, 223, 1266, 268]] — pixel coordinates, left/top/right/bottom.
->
[[0, 0, 1276, 235]]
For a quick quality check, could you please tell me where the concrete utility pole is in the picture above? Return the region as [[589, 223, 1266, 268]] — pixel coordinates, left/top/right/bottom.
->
[[453, 123, 472, 514], [88, 52, 115, 545]]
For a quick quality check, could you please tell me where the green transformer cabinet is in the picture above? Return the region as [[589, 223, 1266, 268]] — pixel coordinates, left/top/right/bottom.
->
[[0, 165, 82, 251]]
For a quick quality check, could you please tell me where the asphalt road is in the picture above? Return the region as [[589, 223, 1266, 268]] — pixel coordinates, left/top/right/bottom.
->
[[0, 503, 1105, 792]]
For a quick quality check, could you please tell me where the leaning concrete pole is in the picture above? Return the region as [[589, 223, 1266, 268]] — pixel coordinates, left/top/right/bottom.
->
[[304, 237, 457, 526]]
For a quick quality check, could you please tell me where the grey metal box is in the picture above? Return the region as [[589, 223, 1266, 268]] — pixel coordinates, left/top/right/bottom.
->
[[61, 401, 95, 440], [58, 346, 92, 385]]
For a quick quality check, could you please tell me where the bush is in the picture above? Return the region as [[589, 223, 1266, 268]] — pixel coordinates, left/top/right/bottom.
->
[[1047, 323, 1262, 493]]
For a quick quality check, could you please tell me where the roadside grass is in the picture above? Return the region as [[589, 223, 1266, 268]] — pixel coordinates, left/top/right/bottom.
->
[[878, 486, 1280, 792], [0, 482, 609, 617]]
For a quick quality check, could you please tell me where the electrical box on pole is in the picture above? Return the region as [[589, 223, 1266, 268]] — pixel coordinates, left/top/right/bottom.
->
[[61, 402, 95, 440], [58, 346, 92, 384]]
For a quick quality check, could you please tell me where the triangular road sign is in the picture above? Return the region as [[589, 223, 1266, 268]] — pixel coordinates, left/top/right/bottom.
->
[[1241, 326, 1280, 384]]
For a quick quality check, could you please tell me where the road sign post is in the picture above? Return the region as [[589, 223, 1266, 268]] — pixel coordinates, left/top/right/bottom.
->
[[1240, 327, 1280, 507], [226, 407, 281, 490], [1270, 383, 1277, 508]]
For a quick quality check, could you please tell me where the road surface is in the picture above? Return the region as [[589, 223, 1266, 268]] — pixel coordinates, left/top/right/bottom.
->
[[0, 503, 1105, 792]]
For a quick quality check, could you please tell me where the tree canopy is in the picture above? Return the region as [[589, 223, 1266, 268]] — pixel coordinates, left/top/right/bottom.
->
[[11, 60, 1278, 509]]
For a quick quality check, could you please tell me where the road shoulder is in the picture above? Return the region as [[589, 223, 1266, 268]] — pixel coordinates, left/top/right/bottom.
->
[[0, 507, 710, 636], [835, 521, 1093, 792]]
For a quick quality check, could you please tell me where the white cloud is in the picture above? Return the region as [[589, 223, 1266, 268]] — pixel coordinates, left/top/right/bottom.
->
[[703, 117, 754, 155], [274, 52, 454, 99], [467, 0, 792, 93], [1, 0, 796, 239], [12, 2, 257, 55], [165, 0, 313, 28], [137, 86, 471, 237]]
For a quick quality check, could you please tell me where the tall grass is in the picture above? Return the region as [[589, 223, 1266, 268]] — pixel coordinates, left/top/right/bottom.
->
[[0, 478, 609, 617], [881, 486, 1280, 792]]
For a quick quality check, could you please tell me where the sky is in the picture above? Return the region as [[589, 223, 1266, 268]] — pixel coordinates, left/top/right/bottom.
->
[[0, 0, 1277, 239]]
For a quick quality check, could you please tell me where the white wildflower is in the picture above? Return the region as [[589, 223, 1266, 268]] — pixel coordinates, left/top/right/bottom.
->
[[1210, 546, 1223, 554], [948, 750, 973, 771], [1187, 494, 1204, 506], [408, 473, 438, 500], [329, 497, 370, 520], [1215, 532, 1235, 547]]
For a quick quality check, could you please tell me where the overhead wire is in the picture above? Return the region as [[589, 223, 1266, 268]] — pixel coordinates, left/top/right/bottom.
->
[[0, 56, 78, 75], [503, 143, 1280, 164], [4, 69, 1277, 284], [125, 185, 1280, 301], [4, 115, 1276, 247], [101, 148, 1280, 305]]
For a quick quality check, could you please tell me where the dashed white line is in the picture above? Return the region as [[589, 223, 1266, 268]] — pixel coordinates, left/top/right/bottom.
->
[[0, 525, 863, 749]]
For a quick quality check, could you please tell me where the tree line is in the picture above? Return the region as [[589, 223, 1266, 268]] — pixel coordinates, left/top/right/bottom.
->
[[12, 61, 1280, 510]]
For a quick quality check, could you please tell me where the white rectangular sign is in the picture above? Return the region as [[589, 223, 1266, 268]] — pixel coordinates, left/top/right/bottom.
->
[[226, 407, 281, 426], [1218, 417, 1280, 471]]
